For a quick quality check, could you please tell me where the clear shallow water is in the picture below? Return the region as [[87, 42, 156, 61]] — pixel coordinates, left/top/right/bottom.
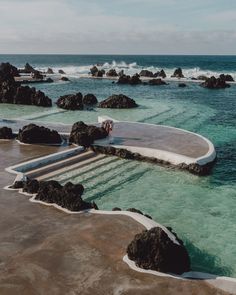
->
[[0, 55, 236, 277]]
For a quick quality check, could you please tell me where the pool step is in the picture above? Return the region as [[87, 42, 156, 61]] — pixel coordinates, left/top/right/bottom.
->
[[26, 150, 101, 180]]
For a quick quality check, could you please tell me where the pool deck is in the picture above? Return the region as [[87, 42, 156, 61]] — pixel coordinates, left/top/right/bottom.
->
[[0, 140, 234, 295], [0, 116, 216, 168]]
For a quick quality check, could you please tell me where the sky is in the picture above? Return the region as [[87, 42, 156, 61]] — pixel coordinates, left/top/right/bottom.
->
[[0, 0, 236, 54]]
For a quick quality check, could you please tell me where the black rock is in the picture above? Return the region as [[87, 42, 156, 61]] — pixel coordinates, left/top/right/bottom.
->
[[11, 180, 24, 189], [18, 124, 62, 144], [94, 70, 105, 77], [56, 92, 83, 110], [83, 93, 98, 105], [117, 74, 142, 85], [106, 69, 118, 77], [127, 208, 144, 215], [0, 62, 19, 77], [69, 121, 108, 147], [58, 69, 66, 74], [219, 74, 234, 82], [178, 83, 187, 87], [46, 78, 54, 83], [118, 70, 124, 77], [171, 68, 184, 78], [0, 127, 14, 139], [24, 63, 36, 73], [35, 180, 98, 212], [148, 79, 167, 86], [90, 66, 99, 76], [112, 207, 122, 211], [60, 77, 70, 81], [23, 179, 40, 194], [127, 227, 191, 275], [155, 69, 166, 79], [139, 70, 154, 77], [197, 75, 208, 81], [201, 76, 230, 89], [99, 94, 138, 109], [46, 68, 54, 74], [32, 70, 44, 80]]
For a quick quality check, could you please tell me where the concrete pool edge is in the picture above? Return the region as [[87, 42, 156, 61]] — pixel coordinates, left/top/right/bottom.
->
[[3, 149, 236, 294]]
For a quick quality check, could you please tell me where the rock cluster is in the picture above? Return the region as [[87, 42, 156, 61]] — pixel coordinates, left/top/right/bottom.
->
[[106, 69, 118, 77], [127, 227, 191, 275], [117, 74, 142, 85], [139, 69, 166, 79], [171, 68, 184, 78], [56, 92, 98, 110], [98, 94, 138, 109], [201, 76, 230, 89], [12, 178, 98, 212], [0, 62, 52, 107], [219, 74, 234, 82], [0, 127, 14, 139], [17, 124, 62, 144], [90, 66, 105, 77], [69, 121, 108, 147]]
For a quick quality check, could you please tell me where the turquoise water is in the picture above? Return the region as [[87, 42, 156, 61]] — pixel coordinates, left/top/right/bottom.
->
[[0, 55, 236, 277]]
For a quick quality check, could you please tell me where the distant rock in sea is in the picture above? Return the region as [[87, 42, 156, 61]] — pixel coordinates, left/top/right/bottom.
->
[[17, 124, 62, 144], [171, 68, 184, 78], [60, 76, 70, 81], [155, 69, 167, 78], [178, 83, 187, 87], [117, 74, 142, 85], [201, 76, 230, 89], [219, 74, 234, 82], [98, 94, 138, 108], [148, 79, 167, 86], [106, 69, 118, 77], [46, 68, 54, 74], [127, 226, 191, 275], [58, 69, 66, 74], [139, 70, 155, 77]]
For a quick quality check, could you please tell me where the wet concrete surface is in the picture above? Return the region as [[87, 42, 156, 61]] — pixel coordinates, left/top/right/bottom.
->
[[0, 140, 229, 294]]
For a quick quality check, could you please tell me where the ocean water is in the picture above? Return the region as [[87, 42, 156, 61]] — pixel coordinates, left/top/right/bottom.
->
[[0, 55, 236, 277]]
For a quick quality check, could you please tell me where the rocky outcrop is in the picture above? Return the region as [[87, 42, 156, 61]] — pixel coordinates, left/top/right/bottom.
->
[[0, 127, 14, 139], [155, 69, 166, 79], [90, 66, 105, 77], [83, 93, 98, 105], [90, 66, 99, 76], [171, 68, 184, 78], [117, 74, 142, 85], [58, 69, 66, 74], [201, 76, 230, 89], [0, 63, 52, 107], [148, 79, 167, 86], [32, 70, 44, 80], [35, 180, 98, 212], [106, 69, 118, 77], [56, 93, 83, 110], [18, 124, 62, 144], [118, 70, 124, 77], [69, 121, 108, 147], [46, 68, 54, 74], [178, 83, 187, 87], [0, 62, 19, 77], [219, 74, 234, 82], [99, 94, 138, 109], [23, 63, 36, 74], [60, 77, 70, 81], [127, 227, 191, 275], [139, 70, 154, 77]]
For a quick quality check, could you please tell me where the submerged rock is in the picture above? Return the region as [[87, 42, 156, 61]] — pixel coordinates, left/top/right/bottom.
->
[[106, 69, 118, 77], [178, 83, 187, 87], [35, 180, 98, 212], [148, 79, 167, 86], [83, 93, 98, 105], [99, 94, 138, 109], [18, 124, 62, 144], [127, 227, 191, 275], [171, 68, 184, 78], [69, 121, 108, 147], [56, 92, 83, 110], [60, 76, 70, 81], [201, 76, 230, 89], [0, 127, 14, 139]]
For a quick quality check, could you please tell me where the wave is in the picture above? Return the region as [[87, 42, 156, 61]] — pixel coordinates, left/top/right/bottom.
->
[[35, 61, 236, 80]]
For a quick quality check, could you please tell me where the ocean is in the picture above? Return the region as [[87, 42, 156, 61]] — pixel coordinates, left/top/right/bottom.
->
[[0, 54, 236, 277]]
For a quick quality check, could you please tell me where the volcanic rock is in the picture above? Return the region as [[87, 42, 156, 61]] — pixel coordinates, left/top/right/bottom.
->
[[58, 69, 66, 74], [155, 69, 166, 79], [18, 124, 62, 144], [117, 74, 142, 85], [139, 70, 154, 77], [56, 92, 83, 110], [0, 127, 14, 139], [0, 62, 19, 77], [106, 69, 118, 77], [83, 93, 98, 105], [197, 75, 208, 81], [60, 77, 70, 81], [219, 74, 234, 82], [99, 94, 138, 109], [127, 227, 191, 274], [171, 68, 184, 78], [46, 68, 54, 74], [69, 121, 108, 147], [178, 83, 187, 87], [201, 76, 230, 89], [148, 79, 167, 86]]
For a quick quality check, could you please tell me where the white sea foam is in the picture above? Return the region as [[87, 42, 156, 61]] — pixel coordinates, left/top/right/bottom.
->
[[35, 61, 236, 80]]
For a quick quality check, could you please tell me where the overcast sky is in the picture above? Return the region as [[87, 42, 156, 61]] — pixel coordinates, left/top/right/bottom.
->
[[0, 0, 236, 54]]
